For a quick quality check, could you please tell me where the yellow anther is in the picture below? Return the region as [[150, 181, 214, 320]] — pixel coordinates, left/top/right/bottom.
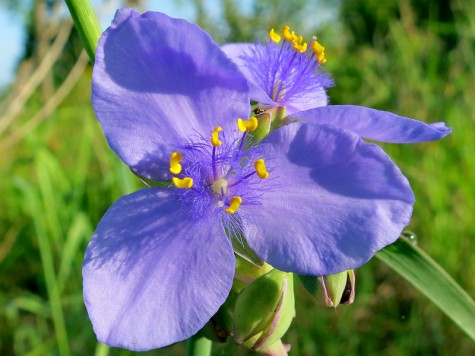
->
[[169, 151, 182, 175], [237, 116, 258, 132], [225, 196, 242, 214], [172, 177, 193, 189], [269, 28, 281, 43], [311, 40, 327, 64], [254, 159, 269, 179], [281, 25, 308, 52], [211, 126, 223, 147], [281, 25, 295, 42], [293, 41, 308, 53]]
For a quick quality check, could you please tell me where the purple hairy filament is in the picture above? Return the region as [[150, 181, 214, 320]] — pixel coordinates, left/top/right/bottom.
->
[[168, 118, 271, 220]]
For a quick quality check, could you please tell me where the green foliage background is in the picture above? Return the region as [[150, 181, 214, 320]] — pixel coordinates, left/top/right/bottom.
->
[[0, 0, 474, 354]]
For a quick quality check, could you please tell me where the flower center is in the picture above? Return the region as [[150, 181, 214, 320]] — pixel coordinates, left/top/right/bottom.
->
[[212, 178, 228, 196], [168, 117, 269, 218]]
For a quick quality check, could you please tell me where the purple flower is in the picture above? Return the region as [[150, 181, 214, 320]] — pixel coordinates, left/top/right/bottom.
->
[[222, 40, 333, 115], [222, 27, 451, 143], [84, 9, 414, 351]]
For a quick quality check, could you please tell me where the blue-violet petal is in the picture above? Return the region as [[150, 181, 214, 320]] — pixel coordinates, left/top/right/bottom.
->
[[242, 122, 415, 275], [290, 105, 451, 143], [92, 9, 250, 179], [83, 188, 235, 351]]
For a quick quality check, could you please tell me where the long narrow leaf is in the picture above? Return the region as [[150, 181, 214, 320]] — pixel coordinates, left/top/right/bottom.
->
[[377, 237, 475, 341]]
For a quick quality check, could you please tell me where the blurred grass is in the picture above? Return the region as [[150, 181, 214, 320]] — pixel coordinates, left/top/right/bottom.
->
[[1, 0, 474, 354]]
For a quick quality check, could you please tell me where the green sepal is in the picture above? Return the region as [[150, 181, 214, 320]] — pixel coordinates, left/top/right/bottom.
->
[[231, 234, 264, 267], [130, 169, 169, 187], [250, 111, 272, 143], [322, 271, 349, 308], [249, 106, 288, 144]]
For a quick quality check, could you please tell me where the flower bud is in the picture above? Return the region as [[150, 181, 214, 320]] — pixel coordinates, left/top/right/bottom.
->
[[201, 290, 237, 342], [233, 269, 295, 348], [234, 255, 273, 292], [252, 339, 291, 356], [300, 270, 355, 308], [203, 256, 274, 342]]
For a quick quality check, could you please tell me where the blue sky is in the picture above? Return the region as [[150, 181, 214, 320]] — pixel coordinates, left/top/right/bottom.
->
[[0, 0, 330, 89], [0, 6, 24, 88], [0, 0, 230, 88]]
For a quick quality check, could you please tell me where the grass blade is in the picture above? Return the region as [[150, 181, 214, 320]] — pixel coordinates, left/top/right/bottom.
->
[[377, 237, 475, 342]]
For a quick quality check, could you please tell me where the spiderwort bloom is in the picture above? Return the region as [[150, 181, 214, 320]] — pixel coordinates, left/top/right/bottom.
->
[[222, 26, 452, 143], [223, 26, 333, 116], [84, 9, 414, 351]]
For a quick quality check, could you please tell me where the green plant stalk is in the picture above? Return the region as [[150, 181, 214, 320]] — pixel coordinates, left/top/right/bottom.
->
[[65, 0, 102, 62], [17, 179, 70, 355], [186, 335, 212, 356], [94, 342, 110, 356], [377, 237, 475, 342]]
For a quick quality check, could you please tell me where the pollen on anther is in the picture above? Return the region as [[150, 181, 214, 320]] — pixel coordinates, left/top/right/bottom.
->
[[311, 40, 327, 64], [225, 196, 242, 214], [254, 159, 269, 179], [172, 177, 193, 189], [237, 117, 258, 132], [281, 25, 295, 42], [169, 151, 182, 175], [293, 41, 308, 53], [294, 35, 303, 45], [269, 28, 281, 43], [211, 126, 223, 147]]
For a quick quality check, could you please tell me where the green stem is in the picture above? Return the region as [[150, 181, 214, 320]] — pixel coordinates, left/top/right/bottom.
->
[[186, 335, 212, 356], [65, 0, 102, 62], [17, 179, 70, 355]]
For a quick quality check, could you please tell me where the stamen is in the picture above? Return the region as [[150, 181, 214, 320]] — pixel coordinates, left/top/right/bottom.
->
[[281, 25, 296, 42], [225, 196, 242, 214], [172, 177, 193, 189], [169, 151, 182, 175], [254, 159, 269, 179], [293, 41, 308, 53], [237, 116, 258, 132], [212, 146, 218, 180], [311, 40, 327, 64], [211, 126, 223, 147], [227, 170, 255, 189], [269, 28, 281, 43]]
